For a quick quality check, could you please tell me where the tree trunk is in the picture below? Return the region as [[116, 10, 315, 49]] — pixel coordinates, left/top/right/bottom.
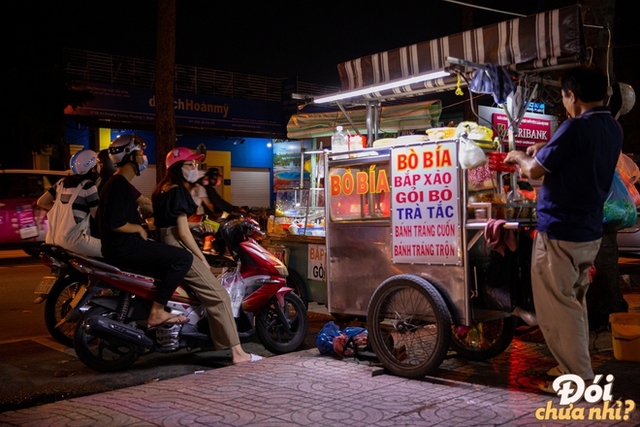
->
[[155, 0, 176, 183]]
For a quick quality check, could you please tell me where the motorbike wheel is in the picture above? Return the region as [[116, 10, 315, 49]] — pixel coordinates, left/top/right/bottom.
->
[[23, 246, 42, 258], [73, 306, 138, 372], [450, 316, 517, 361], [256, 292, 308, 354], [286, 268, 310, 309], [367, 274, 451, 379], [44, 278, 84, 347]]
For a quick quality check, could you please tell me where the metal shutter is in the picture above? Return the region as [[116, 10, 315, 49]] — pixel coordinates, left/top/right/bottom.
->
[[230, 168, 271, 209]]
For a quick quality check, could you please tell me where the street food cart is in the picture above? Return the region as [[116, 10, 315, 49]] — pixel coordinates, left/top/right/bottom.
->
[[285, 4, 586, 378], [324, 137, 536, 378]]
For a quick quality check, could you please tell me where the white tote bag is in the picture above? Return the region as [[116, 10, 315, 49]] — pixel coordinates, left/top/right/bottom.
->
[[45, 180, 101, 256]]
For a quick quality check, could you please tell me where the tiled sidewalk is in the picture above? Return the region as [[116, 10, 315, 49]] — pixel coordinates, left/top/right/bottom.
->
[[0, 335, 638, 426], [0, 294, 638, 426]]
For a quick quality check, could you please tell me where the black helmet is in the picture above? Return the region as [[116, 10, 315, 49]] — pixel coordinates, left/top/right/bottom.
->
[[206, 167, 220, 181], [97, 149, 117, 176]]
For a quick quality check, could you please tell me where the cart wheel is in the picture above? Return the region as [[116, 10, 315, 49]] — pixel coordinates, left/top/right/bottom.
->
[[450, 316, 517, 361], [367, 274, 451, 379]]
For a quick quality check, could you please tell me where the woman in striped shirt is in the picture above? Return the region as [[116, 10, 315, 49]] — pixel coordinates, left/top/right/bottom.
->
[[37, 149, 102, 257]]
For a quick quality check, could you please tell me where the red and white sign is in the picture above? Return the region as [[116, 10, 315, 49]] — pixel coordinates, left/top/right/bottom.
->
[[390, 142, 461, 265], [493, 113, 553, 148]]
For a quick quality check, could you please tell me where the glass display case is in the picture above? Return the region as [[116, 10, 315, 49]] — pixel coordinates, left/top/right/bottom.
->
[[327, 159, 391, 222], [274, 187, 325, 236]]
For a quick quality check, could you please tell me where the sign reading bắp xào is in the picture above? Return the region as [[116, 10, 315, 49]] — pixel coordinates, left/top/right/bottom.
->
[[307, 244, 327, 282], [391, 142, 461, 264]]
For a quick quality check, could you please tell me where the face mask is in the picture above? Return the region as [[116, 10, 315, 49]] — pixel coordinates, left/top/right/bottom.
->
[[182, 167, 199, 183], [138, 155, 149, 173]]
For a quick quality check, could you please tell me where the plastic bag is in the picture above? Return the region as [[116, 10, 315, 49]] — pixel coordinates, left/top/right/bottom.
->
[[316, 321, 368, 358], [603, 170, 638, 231], [459, 135, 487, 170], [618, 166, 640, 206], [219, 268, 246, 317], [316, 321, 341, 355], [618, 153, 639, 185], [201, 215, 220, 233], [332, 327, 368, 358]]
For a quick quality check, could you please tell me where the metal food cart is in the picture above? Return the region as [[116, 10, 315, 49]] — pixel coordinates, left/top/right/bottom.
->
[[324, 137, 536, 378]]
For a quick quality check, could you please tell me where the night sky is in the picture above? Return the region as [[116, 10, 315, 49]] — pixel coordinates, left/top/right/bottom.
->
[[57, 0, 585, 87], [10, 0, 640, 153]]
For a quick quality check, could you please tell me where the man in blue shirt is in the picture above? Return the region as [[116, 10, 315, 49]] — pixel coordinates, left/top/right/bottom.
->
[[505, 66, 622, 392]]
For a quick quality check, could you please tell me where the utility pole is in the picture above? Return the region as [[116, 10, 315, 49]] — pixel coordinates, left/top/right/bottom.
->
[[155, 0, 177, 182]]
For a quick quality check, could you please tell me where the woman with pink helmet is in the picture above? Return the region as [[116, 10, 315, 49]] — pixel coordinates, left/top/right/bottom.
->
[[151, 146, 262, 364]]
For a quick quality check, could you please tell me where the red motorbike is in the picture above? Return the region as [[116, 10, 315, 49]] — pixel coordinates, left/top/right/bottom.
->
[[57, 217, 308, 372]]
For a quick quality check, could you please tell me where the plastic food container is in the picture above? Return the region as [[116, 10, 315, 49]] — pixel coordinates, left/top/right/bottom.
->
[[426, 127, 456, 141], [487, 152, 516, 173], [609, 312, 640, 362]]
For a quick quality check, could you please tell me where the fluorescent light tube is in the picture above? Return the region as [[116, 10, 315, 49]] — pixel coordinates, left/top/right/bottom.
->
[[314, 70, 451, 104]]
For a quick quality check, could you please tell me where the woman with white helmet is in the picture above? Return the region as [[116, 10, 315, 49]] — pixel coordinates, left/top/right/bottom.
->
[[37, 149, 102, 257], [150, 147, 262, 363], [98, 134, 194, 329]]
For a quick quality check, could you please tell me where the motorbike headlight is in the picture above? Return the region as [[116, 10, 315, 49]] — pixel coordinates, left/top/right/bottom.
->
[[275, 264, 288, 277]]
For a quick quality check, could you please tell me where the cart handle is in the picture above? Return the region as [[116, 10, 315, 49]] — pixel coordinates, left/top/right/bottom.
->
[[466, 221, 520, 229], [466, 219, 521, 251]]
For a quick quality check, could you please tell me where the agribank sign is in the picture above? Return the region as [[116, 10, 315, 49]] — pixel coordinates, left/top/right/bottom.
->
[[478, 105, 558, 149], [65, 82, 282, 134]]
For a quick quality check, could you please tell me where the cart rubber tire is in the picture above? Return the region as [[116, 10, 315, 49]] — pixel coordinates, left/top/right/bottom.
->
[[367, 274, 451, 379], [74, 306, 139, 372], [286, 267, 310, 309], [44, 278, 83, 347], [450, 316, 517, 361], [256, 292, 309, 354]]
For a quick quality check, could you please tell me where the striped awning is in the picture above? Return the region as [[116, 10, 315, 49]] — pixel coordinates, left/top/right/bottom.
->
[[287, 99, 442, 140], [336, 5, 585, 97]]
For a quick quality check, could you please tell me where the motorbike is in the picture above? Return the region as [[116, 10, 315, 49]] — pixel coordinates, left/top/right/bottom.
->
[[35, 207, 152, 347], [194, 214, 311, 308], [34, 244, 89, 347], [57, 217, 308, 372]]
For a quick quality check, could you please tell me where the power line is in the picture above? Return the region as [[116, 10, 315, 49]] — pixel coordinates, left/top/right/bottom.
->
[[441, 0, 527, 18]]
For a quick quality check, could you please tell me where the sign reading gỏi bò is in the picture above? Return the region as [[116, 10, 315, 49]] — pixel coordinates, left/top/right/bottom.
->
[[391, 142, 460, 264], [307, 244, 327, 282]]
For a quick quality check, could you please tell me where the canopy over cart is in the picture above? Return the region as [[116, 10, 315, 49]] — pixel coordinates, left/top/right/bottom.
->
[[289, 5, 584, 141]]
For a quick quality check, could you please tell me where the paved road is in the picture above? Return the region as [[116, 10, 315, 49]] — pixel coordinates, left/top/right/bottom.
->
[[0, 250, 335, 412], [1, 252, 51, 343]]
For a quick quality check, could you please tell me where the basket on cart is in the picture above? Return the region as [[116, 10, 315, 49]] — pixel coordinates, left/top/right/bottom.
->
[[486, 152, 516, 173]]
